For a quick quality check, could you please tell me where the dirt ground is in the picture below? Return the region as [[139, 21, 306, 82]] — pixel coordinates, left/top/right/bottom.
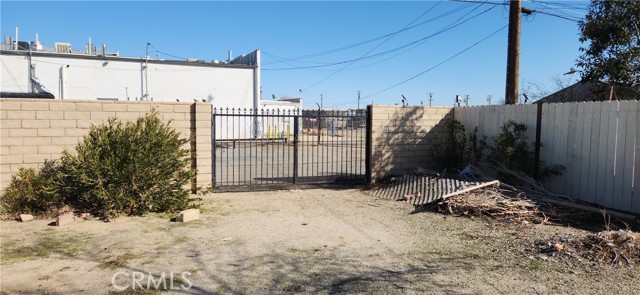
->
[[1, 188, 638, 294]]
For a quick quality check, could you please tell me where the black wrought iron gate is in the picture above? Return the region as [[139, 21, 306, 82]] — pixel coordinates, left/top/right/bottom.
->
[[212, 108, 367, 189]]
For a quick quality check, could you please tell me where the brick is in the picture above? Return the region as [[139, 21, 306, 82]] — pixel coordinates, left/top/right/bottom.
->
[[22, 137, 52, 146], [0, 101, 21, 110], [66, 128, 89, 137], [49, 102, 77, 111], [90, 111, 116, 120], [1, 138, 24, 146], [9, 146, 38, 155], [50, 120, 77, 128], [0, 164, 9, 173], [0, 120, 21, 129], [0, 110, 6, 120], [173, 105, 191, 113], [102, 104, 128, 112], [22, 120, 50, 129], [8, 111, 36, 120], [56, 212, 75, 226], [77, 120, 104, 129], [37, 146, 66, 154], [38, 128, 66, 137], [52, 137, 80, 145], [36, 111, 64, 120], [10, 128, 38, 137], [2, 154, 23, 164], [76, 103, 103, 112], [64, 111, 90, 120], [176, 209, 199, 222], [19, 214, 34, 222], [127, 104, 151, 112], [115, 112, 144, 121], [21, 102, 49, 111]]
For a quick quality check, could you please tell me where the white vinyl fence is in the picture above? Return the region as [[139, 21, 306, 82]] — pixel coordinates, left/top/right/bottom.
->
[[455, 101, 639, 215]]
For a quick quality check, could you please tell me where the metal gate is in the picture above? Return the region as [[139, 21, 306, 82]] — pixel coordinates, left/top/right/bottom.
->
[[212, 108, 367, 188]]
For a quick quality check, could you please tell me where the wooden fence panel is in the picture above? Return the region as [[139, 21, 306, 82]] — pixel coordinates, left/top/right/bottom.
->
[[455, 100, 639, 214]]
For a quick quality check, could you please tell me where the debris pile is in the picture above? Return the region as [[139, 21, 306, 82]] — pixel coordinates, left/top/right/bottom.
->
[[575, 230, 639, 265], [427, 187, 549, 224]]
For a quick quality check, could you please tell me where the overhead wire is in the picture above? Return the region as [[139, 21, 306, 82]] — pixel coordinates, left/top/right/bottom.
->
[[361, 24, 508, 100], [263, 3, 495, 71], [261, 2, 475, 66], [302, 1, 446, 91]]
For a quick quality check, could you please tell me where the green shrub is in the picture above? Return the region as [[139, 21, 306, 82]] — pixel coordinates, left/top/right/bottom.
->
[[59, 111, 193, 218], [489, 119, 564, 181], [443, 118, 467, 169], [0, 160, 64, 216]]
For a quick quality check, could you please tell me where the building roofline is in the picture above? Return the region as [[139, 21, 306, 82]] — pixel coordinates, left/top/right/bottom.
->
[[0, 49, 256, 69]]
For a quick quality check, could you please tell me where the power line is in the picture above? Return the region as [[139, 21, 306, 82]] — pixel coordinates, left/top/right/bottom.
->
[[263, 3, 496, 71], [362, 25, 508, 100], [261, 2, 474, 66], [302, 1, 445, 90]]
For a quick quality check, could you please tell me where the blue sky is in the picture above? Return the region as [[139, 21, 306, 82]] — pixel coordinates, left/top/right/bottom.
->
[[1, 1, 589, 109]]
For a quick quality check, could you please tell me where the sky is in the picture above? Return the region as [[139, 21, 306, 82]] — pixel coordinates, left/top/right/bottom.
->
[[0, 1, 590, 109]]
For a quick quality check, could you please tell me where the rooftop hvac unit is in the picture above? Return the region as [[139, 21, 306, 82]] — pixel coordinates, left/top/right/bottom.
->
[[54, 42, 72, 53]]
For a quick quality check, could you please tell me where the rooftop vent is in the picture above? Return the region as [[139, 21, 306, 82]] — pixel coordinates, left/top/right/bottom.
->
[[54, 42, 72, 53]]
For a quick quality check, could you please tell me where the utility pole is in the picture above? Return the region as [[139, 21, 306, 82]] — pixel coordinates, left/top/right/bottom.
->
[[428, 93, 434, 107], [487, 95, 492, 105], [145, 42, 150, 101], [505, 0, 521, 105], [357, 90, 361, 110], [464, 95, 470, 107], [320, 93, 323, 109]]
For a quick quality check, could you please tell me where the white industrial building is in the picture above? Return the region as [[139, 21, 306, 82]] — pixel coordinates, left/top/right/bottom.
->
[[0, 34, 301, 112], [0, 33, 302, 139]]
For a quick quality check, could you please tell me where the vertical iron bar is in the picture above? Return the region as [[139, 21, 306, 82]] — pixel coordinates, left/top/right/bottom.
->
[[212, 112, 217, 189], [365, 105, 372, 184], [293, 115, 299, 184]]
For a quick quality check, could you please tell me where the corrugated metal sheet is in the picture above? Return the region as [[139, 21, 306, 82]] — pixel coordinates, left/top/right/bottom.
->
[[371, 175, 497, 206]]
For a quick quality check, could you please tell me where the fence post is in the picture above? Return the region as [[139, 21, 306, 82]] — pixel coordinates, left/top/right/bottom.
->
[[534, 102, 543, 179], [365, 105, 373, 184], [211, 112, 217, 189], [293, 115, 299, 184]]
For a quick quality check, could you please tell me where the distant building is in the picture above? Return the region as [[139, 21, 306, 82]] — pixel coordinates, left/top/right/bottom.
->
[[534, 81, 637, 104], [0, 33, 263, 111]]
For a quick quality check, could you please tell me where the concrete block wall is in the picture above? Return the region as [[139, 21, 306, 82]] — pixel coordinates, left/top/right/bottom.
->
[[369, 105, 453, 181], [0, 98, 212, 191]]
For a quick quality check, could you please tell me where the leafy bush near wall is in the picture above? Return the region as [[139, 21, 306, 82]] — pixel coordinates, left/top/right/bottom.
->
[[489, 119, 564, 182], [58, 112, 193, 218], [443, 119, 487, 169], [0, 160, 65, 217]]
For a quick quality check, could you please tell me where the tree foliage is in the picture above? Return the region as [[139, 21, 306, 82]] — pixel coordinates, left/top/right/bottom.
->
[[577, 0, 640, 97]]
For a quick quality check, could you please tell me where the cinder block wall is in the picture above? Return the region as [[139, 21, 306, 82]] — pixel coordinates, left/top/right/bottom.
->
[[0, 98, 212, 191], [369, 105, 453, 181]]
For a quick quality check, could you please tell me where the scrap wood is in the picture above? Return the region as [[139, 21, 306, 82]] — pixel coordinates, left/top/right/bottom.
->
[[538, 230, 640, 266], [538, 198, 638, 221], [426, 187, 551, 224]]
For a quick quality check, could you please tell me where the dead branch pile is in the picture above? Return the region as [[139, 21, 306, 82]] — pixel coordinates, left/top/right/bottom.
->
[[426, 187, 550, 224], [575, 230, 640, 265]]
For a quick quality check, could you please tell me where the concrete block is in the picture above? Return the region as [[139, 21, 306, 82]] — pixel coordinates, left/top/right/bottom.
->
[[76, 103, 103, 112], [176, 209, 200, 223], [0, 101, 21, 110], [127, 104, 151, 112], [50, 120, 77, 128], [173, 105, 191, 113], [0, 120, 21, 129], [90, 112, 116, 120], [37, 128, 66, 137], [102, 104, 128, 112], [65, 128, 89, 137], [37, 145, 66, 154], [64, 111, 91, 120], [8, 111, 36, 120], [22, 120, 50, 129], [21, 102, 49, 111], [56, 212, 75, 226], [49, 102, 77, 111], [36, 111, 64, 120], [10, 128, 38, 137], [19, 214, 34, 222]]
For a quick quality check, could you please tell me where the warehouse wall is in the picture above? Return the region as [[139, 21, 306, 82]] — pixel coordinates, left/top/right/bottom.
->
[[0, 53, 255, 108]]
